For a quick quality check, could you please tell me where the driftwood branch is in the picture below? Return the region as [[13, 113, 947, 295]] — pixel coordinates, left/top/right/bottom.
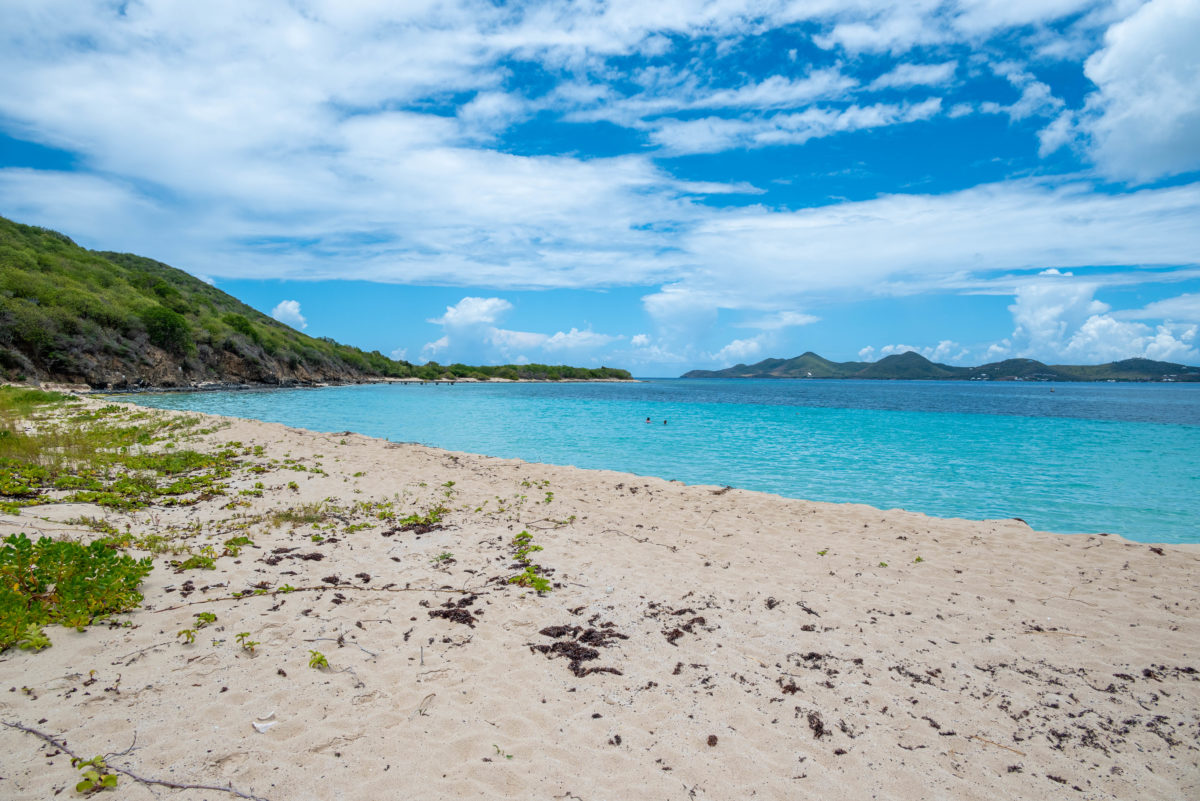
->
[[966, 734, 1026, 756], [600, 528, 677, 552], [522, 517, 576, 530], [1037, 595, 1099, 608], [2, 720, 272, 801], [111, 642, 171, 666]]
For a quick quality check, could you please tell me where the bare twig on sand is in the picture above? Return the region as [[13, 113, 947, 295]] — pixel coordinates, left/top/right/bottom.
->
[[966, 734, 1026, 756], [304, 636, 378, 658], [2, 720, 272, 801], [111, 642, 171, 666], [601, 528, 677, 552]]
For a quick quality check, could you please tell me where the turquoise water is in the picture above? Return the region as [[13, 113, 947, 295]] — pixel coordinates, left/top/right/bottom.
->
[[124, 379, 1200, 543]]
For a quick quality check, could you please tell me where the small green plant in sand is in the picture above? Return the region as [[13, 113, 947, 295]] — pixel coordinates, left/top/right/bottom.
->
[[817, 549, 828, 556], [308, 649, 329, 669], [134, 533, 181, 555], [507, 531, 551, 593], [492, 744, 514, 760], [508, 567, 551, 593], [222, 535, 253, 556], [15, 624, 51, 651], [397, 504, 450, 528], [270, 502, 329, 527], [194, 611, 217, 627], [72, 755, 118, 793], [235, 632, 259, 653], [914, 556, 924, 563], [878, 561, 888, 568], [67, 516, 120, 537], [511, 531, 543, 561], [432, 552, 454, 565], [177, 628, 196, 644], [0, 533, 152, 651], [171, 551, 215, 571]]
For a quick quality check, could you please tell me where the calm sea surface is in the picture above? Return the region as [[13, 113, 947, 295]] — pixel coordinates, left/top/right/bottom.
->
[[123, 379, 1200, 544]]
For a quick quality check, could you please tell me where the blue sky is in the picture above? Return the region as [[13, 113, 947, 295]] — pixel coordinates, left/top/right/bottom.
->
[[1, 1, 1199, 375]]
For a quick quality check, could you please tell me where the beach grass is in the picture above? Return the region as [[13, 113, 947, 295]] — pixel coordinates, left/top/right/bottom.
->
[[0, 386, 235, 512]]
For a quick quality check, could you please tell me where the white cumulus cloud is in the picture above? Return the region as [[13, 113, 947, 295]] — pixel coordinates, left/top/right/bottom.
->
[[712, 336, 765, 364], [1078, 0, 1200, 182], [1061, 317, 1197, 363], [488, 328, 548, 352], [1003, 273, 1200, 363], [421, 335, 450, 361], [429, 297, 513, 327], [270, 299, 307, 329], [542, 328, 621, 351]]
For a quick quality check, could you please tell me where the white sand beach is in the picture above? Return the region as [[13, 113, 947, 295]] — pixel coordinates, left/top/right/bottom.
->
[[1, 399, 1197, 800]]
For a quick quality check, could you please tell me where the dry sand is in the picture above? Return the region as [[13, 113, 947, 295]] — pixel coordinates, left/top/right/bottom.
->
[[1, 400, 1198, 800]]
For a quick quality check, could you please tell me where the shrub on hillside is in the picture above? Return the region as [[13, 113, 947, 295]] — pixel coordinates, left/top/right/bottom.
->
[[140, 305, 193, 354]]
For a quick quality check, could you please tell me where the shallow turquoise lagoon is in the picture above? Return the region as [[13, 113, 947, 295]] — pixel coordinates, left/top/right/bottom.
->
[[124, 379, 1200, 544]]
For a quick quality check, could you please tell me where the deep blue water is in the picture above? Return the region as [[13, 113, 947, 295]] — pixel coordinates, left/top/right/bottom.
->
[[123, 379, 1200, 544]]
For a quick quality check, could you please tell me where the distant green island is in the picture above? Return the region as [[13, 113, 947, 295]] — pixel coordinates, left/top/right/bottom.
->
[[0, 216, 630, 389], [682, 350, 1200, 382]]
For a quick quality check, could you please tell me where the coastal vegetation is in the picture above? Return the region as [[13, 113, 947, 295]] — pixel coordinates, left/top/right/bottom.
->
[[0, 384, 563, 656], [0, 387, 235, 515], [683, 350, 1200, 381], [0, 215, 631, 388], [0, 533, 153, 651]]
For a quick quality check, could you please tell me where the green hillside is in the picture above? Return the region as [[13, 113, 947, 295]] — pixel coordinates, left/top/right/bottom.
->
[[0, 217, 630, 388], [855, 351, 965, 379], [683, 350, 1200, 382], [959, 359, 1077, 381]]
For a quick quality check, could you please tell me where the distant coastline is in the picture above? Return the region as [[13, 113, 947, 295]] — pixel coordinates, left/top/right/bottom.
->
[[682, 350, 1200, 382]]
